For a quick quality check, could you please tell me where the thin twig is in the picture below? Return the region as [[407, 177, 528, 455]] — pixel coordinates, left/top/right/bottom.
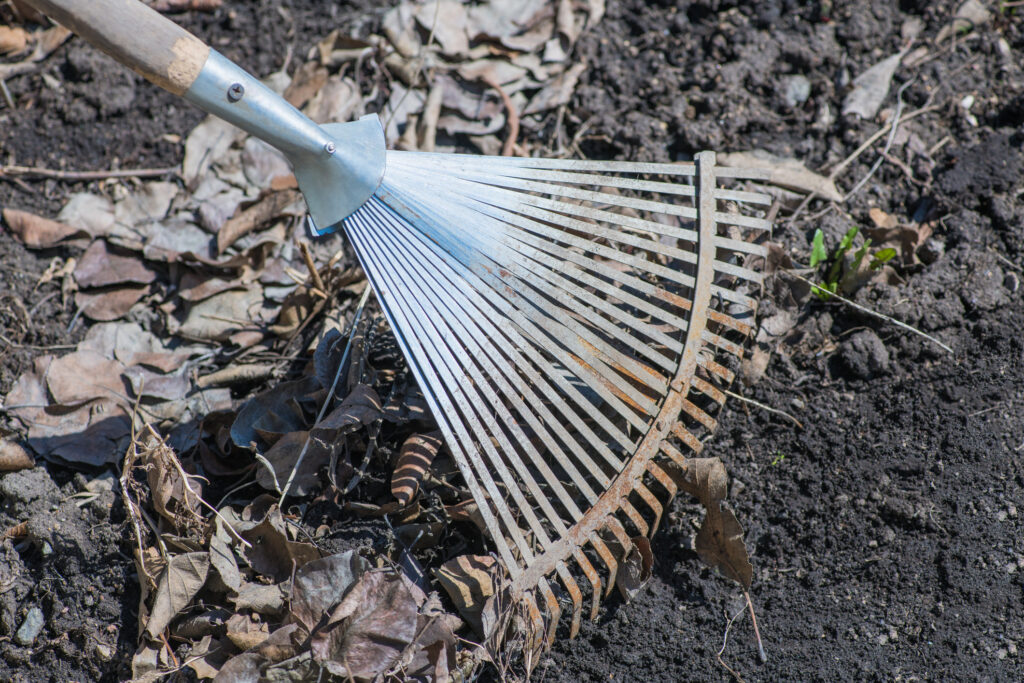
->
[[145, 424, 252, 549], [716, 604, 747, 683], [724, 389, 804, 429], [0, 164, 177, 181], [788, 272, 954, 354], [279, 284, 372, 505], [744, 589, 767, 663]]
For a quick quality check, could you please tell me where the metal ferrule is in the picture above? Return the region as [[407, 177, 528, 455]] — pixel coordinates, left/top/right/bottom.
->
[[184, 50, 330, 160], [183, 49, 386, 232]]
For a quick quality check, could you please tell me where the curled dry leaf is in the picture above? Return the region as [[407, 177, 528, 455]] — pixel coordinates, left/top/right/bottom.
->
[[0, 439, 34, 472], [392, 431, 443, 506], [143, 432, 203, 532], [230, 581, 288, 618], [216, 188, 301, 254], [523, 61, 587, 115], [720, 150, 844, 202], [842, 51, 904, 121], [256, 430, 330, 495], [2, 208, 89, 248], [311, 384, 382, 442], [230, 375, 321, 449], [435, 554, 498, 635]]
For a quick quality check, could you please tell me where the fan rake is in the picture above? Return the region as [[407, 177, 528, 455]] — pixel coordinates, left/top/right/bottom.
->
[[340, 151, 770, 646]]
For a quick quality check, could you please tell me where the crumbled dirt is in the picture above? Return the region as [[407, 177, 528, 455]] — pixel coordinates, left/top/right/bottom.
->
[[2, 1, 1023, 682]]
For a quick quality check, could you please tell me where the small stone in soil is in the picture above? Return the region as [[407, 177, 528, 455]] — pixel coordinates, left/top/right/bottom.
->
[[14, 607, 44, 646]]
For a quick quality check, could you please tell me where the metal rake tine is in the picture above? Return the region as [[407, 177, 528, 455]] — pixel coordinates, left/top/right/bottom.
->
[[364, 204, 597, 525]]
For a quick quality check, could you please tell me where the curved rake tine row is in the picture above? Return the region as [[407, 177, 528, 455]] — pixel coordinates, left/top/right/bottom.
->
[[343, 151, 770, 651]]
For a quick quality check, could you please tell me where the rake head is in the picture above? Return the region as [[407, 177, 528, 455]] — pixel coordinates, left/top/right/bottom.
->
[[337, 149, 770, 649]]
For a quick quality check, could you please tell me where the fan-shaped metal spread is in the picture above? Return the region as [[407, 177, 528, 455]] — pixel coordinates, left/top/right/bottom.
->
[[342, 150, 770, 647]]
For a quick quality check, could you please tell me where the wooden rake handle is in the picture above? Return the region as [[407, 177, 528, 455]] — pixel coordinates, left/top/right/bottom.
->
[[23, 0, 210, 96]]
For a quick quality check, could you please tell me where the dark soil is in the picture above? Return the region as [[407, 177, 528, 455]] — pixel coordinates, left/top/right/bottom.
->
[[2, 1, 1022, 682]]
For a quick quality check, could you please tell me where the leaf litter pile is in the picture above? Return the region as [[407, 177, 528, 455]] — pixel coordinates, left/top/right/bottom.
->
[[1, 1, 773, 680]]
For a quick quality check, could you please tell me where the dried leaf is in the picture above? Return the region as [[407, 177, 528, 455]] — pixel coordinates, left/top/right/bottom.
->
[[695, 503, 753, 591], [0, 439, 34, 472], [415, 1, 470, 56], [231, 581, 288, 618], [283, 60, 329, 108], [113, 181, 179, 227], [936, 0, 991, 42], [210, 518, 242, 591], [2, 208, 89, 248], [183, 116, 240, 187], [614, 536, 653, 601], [720, 150, 844, 202], [290, 550, 372, 632], [225, 613, 270, 651], [145, 552, 211, 639], [523, 61, 586, 115], [230, 375, 320, 449], [57, 192, 116, 236], [241, 137, 293, 190], [75, 285, 151, 322], [239, 506, 321, 581], [0, 25, 29, 55], [311, 384, 382, 442], [435, 554, 497, 635], [304, 74, 362, 124], [256, 430, 329, 495], [842, 52, 904, 120], [217, 189, 300, 254], [45, 350, 127, 406], [176, 284, 263, 342], [310, 569, 420, 679], [74, 240, 158, 288], [143, 433, 202, 530], [391, 431, 443, 506]]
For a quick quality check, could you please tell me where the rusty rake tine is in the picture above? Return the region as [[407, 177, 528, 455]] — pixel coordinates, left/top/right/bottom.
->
[[699, 355, 736, 385], [708, 308, 753, 336], [681, 398, 718, 431], [691, 376, 727, 406], [376, 180, 652, 445], [702, 328, 746, 357], [537, 576, 561, 649], [607, 506, 645, 543], [555, 562, 583, 639], [715, 187, 773, 204], [572, 547, 603, 620], [633, 482, 664, 537], [713, 210, 771, 231], [713, 259, 765, 284], [589, 534, 619, 598], [647, 461, 679, 499], [365, 201, 600, 520], [346, 208, 537, 566], [667, 425, 704, 456]]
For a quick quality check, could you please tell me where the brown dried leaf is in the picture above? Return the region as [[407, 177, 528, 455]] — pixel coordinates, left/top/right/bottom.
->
[[391, 431, 443, 506], [290, 550, 372, 632], [75, 285, 150, 322], [230, 375, 320, 449], [145, 552, 211, 639], [720, 150, 844, 202], [74, 240, 157, 288], [0, 439, 34, 472], [143, 433, 202, 531], [2, 208, 89, 248], [613, 535, 653, 601], [311, 569, 420, 679], [0, 25, 29, 55], [45, 350, 127, 406], [283, 60, 329, 108], [256, 430, 330, 495], [230, 581, 288, 618], [209, 519, 241, 591], [523, 61, 586, 115], [176, 284, 263, 342], [225, 613, 269, 651], [311, 384, 382, 441], [239, 506, 321, 581], [695, 503, 753, 591], [415, 1, 470, 56], [434, 554, 498, 635]]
